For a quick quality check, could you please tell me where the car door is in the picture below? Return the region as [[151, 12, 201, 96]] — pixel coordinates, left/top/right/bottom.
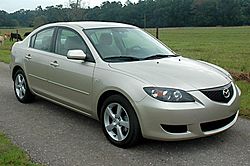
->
[[46, 27, 95, 114], [24, 28, 55, 96]]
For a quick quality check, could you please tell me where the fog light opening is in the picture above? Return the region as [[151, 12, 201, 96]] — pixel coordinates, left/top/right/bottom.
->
[[161, 124, 188, 133]]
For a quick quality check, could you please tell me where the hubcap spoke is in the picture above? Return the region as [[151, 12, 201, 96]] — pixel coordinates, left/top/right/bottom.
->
[[18, 75, 22, 83], [21, 86, 26, 95], [116, 104, 122, 117], [116, 126, 124, 141], [21, 79, 25, 86], [106, 123, 115, 131], [15, 81, 20, 88], [106, 107, 116, 121], [16, 88, 20, 97], [119, 120, 129, 128], [20, 88, 24, 97]]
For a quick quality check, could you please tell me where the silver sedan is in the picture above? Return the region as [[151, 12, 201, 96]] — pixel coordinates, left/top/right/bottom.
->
[[10, 22, 241, 148]]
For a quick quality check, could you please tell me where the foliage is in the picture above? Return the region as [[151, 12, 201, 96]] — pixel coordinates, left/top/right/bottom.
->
[[0, 0, 250, 28], [0, 28, 32, 63], [147, 26, 250, 72], [236, 81, 250, 119], [33, 16, 47, 29], [0, 132, 39, 165]]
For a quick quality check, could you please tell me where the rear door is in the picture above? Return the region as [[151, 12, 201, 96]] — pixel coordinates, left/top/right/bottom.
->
[[25, 28, 55, 96], [46, 27, 95, 113]]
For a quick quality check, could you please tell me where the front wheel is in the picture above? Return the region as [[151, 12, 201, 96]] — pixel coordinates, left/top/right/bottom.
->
[[101, 95, 141, 148], [14, 69, 35, 103]]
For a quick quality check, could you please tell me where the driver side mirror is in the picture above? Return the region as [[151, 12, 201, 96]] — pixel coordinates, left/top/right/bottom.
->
[[67, 50, 86, 60]]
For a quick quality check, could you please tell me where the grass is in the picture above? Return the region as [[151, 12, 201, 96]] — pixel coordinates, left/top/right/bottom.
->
[[236, 81, 250, 119], [0, 40, 12, 64], [147, 26, 250, 72], [0, 50, 11, 63], [0, 28, 32, 63], [0, 132, 39, 166]]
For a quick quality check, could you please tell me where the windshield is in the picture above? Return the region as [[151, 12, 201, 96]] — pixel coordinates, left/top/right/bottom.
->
[[84, 27, 175, 62]]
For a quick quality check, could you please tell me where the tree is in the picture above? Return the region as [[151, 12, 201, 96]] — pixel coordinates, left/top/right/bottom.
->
[[217, 0, 243, 26], [1, 0, 250, 28], [191, 0, 218, 26], [67, 0, 85, 21], [33, 16, 47, 29]]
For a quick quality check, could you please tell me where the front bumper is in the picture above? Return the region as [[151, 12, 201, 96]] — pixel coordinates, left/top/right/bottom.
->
[[134, 83, 240, 141]]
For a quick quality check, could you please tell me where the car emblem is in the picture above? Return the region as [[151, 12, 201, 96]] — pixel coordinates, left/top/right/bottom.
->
[[223, 88, 230, 99]]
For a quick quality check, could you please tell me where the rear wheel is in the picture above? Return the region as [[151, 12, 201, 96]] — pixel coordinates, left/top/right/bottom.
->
[[101, 94, 141, 148], [14, 69, 35, 103]]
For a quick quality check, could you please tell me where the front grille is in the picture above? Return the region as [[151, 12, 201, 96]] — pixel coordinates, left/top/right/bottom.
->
[[200, 113, 236, 132], [161, 124, 187, 133], [200, 83, 233, 103]]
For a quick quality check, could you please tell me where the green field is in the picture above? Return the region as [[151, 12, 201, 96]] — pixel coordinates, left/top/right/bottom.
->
[[0, 28, 32, 58], [0, 28, 32, 63], [0, 132, 39, 165], [148, 27, 250, 72]]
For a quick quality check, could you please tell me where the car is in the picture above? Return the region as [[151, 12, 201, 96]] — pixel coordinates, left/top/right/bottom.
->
[[10, 21, 241, 148]]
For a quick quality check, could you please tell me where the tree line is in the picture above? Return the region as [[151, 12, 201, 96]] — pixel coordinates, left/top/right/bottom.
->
[[0, 0, 250, 29]]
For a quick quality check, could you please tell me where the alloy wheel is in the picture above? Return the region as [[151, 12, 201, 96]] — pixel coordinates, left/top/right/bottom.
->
[[15, 73, 27, 99], [103, 103, 130, 142]]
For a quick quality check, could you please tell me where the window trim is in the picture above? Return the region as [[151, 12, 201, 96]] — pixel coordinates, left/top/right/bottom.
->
[[29, 27, 57, 53], [29, 34, 36, 48], [54, 26, 95, 63]]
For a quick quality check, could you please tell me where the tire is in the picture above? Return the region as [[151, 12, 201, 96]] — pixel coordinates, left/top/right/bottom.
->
[[14, 69, 35, 103], [101, 94, 141, 148]]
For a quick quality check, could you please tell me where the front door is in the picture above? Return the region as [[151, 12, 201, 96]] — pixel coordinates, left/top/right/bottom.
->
[[46, 28, 95, 114]]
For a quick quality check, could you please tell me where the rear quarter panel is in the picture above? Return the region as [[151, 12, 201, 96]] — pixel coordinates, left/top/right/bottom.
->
[[10, 41, 28, 79]]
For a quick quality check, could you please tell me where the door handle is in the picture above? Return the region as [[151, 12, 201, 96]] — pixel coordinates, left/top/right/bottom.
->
[[25, 54, 32, 60], [50, 61, 59, 67]]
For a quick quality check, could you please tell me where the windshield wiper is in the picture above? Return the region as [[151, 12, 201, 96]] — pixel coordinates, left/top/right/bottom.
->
[[103, 56, 141, 62], [143, 54, 176, 60]]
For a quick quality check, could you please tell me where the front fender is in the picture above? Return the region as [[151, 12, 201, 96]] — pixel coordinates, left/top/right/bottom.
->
[[91, 67, 150, 119]]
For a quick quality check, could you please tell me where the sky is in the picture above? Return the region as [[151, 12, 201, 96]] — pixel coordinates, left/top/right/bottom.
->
[[0, 0, 138, 13]]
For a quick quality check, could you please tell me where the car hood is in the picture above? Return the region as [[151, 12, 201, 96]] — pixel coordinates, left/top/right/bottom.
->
[[108, 57, 231, 91]]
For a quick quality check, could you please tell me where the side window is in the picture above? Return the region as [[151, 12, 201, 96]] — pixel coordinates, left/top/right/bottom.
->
[[33, 28, 54, 52], [55, 28, 88, 56], [85, 29, 121, 58], [87, 29, 118, 49]]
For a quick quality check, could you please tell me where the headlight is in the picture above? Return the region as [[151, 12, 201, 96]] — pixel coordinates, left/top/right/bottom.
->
[[143, 87, 195, 102]]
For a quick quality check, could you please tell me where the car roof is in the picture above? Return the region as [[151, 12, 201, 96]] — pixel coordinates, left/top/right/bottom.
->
[[44, 21, 136, 29]]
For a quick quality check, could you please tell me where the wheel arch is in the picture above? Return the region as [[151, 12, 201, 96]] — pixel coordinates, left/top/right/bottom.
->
[[12, 65, 24, 81], [97, 89, 139, 121]]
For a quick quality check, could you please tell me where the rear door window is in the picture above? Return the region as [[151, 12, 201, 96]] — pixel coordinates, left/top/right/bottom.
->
[[33, 28, 55, 52]]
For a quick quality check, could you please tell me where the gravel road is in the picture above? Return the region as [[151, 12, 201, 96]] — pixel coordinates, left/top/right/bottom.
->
[[0, 62, 249, 166]]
